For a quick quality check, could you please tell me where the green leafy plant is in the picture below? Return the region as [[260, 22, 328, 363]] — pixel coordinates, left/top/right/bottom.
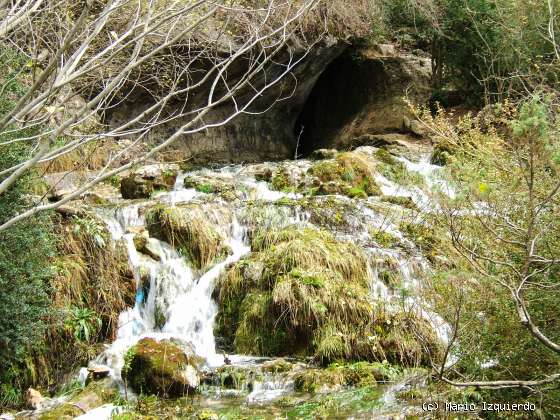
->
[[65, 307, 102, 343], [72, 216, 107, 248]]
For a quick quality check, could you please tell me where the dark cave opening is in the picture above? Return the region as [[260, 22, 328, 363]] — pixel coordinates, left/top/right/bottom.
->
[[294, 49, 393, 157]]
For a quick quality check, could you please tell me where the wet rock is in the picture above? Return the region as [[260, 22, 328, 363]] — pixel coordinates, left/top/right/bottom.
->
[[145, 204, 231, 269], [37, 377, 118, 420], [24, 388, 44, 410], [120, 164, 179, 199], [86, 366, 111, 383], [133, 234, 161, 261], [134, 164, 179, 189], [124, 338, 203, 397], [121, 175, 154, 199], [183, 175, 238, 201], [310, 149, 338, 160], [212, 365, 264, 390]]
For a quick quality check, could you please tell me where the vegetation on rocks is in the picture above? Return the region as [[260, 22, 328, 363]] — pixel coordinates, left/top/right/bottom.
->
[[183, 175, 239, 201], [146, 204, 231, 269], [123, 338, 204, 397], [216, 226, 441, 365], [308, 152, 382, 198], [374, 149, 424, 187], [38, 377, 119, 420], [293, 361, 405, 393]]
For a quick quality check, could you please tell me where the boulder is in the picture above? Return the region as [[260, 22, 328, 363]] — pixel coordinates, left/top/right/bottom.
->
[[121, 175, 154, 199], [133, 234, 161, 261], [37, 377, 118, 420], [25, 388, 44, 410], [124, 338, 203, 397], [86, 366, 111, 383], [120, 164, 179, 199]]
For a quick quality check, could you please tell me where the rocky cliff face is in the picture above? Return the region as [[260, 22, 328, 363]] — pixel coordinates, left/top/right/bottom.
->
[[105, 43, 431, 164], [297, 45, 432, 154], [106, 41, 346, 164]]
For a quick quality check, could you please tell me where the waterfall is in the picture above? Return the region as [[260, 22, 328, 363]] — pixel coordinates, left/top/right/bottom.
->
[[93, 190, 251, 384]]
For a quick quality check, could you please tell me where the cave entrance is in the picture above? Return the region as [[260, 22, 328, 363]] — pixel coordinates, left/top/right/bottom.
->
[[294, 49, 391, 157]]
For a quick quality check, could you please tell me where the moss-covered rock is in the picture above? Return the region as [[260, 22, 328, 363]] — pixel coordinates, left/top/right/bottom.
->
[[293, 361, 399, 393], [38, 377, 118, 420], [307, 151, 381, 198], [120, 165, 178, 199], [215, 227, 442, 365], [145, 205, 230, 269], [370, 228, 399, 248], [121, 175, 154, 199], [271, 167, 293, 191], [374, 149, 425, 188], [399, 222, 441, 261], [124, 338, 203, 397], [183, 176, 239, 201]]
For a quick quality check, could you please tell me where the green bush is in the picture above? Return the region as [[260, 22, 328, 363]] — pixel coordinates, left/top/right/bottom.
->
[[0, 46, 56, 408]]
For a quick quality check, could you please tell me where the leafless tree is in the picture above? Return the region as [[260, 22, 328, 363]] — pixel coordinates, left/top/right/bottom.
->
[[0, 0, 376, 231]]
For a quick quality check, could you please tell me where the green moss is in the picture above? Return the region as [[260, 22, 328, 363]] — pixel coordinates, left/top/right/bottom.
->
[[370, 228, 399, 248], [124, 338, 202, 397], [381, 195, 418, 210], [345, 186, 368, 199], [271, 167, 293, 191], [307, 152, 382, 199], [183, 176, 238, 200], [293, 361, 404, 394], [375, 149, 398, 165], [399, 222, 440, 259], [145, 205, 229, 269], [377, 161, 423, 187], [195, 183, 215, 194], [39, 404, 84, 420]]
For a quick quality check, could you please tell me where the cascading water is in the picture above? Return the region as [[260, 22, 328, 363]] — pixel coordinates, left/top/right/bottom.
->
[[92, 183, 252, 388], [63, 147, 457, 419]]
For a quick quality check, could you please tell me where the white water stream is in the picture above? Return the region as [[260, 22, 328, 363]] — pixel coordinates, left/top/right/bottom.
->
[[92, 188, 252, 390], [69, 150, 456, 419]]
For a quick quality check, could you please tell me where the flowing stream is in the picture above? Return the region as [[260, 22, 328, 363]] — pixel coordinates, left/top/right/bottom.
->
[[67, 146, 454, 418]]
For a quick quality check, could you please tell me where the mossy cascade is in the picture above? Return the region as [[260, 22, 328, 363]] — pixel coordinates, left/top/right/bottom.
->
[[145, 204, 231, 270], [216, 227, 442, 365]]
